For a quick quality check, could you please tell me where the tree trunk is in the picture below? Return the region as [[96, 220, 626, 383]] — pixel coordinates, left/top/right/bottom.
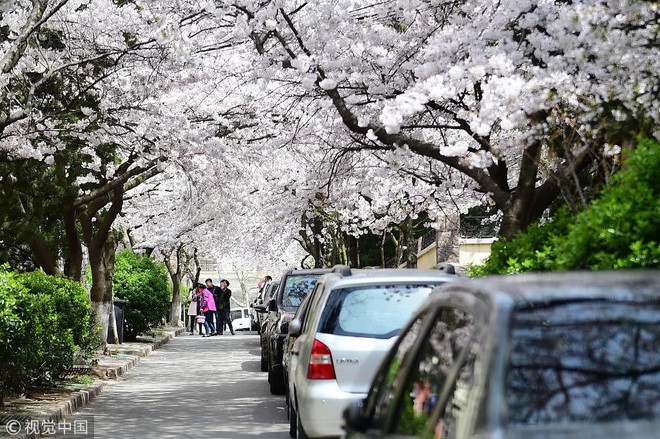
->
[[380, 231, 387, 267], [311, 216, 325, 268], [89, 232, 117, 350], [402, 217, 417, 268], [347, 235, 360, 268], [164, 244, 185, 327], [27, 235, 60, 276], [109, 301, 119, 344], [167, 262, 183, 327], [191, 247, 201, 286], [169, 275, 182, 326], [233, 266, 250, 308], [63, 206, 83, 281]]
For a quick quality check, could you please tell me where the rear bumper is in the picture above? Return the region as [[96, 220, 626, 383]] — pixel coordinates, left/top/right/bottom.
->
[[297, 380, 366, 438]]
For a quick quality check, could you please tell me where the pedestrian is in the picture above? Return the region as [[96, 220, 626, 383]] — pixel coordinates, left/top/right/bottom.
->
[[193, 285, 205, 335], [205, 278, 223, 336], [198, 283, 217, 337], [254, 275, 272, 306], [217, 279, 235, 335], [187, 288, 199, 335]]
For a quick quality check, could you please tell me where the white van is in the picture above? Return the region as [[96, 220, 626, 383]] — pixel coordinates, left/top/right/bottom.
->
[[229, 307, 252, 331]]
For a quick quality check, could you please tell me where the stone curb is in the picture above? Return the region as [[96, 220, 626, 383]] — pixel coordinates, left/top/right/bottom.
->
[[0, 327, 184, 439]]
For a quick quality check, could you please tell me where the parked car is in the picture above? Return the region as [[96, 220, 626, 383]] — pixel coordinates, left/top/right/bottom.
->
[[259, 268, 332, 394], [253, 281, 279, 333], [256, 281, 280, 371], [229, 307, 252, 331], [287, 267, 458, 439], [343, 271, 660, 439], [283, 289, 316, 428]]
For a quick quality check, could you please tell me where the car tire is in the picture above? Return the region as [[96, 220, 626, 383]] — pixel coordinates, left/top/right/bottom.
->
[[296, 408, 309, 439], [288, 402, 297, 438], [269, 368, 286, 395], [261, 345, 268, 372], [268, 358, 286, 395]]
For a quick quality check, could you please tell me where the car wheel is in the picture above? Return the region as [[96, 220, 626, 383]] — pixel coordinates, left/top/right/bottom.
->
[[261, 344, 268, 372], [296, 408, 309, 439], [269, 368, 286, 395], [288, 402, 297, 437]]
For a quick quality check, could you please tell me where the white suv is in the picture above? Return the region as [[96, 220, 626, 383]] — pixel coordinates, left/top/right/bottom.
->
[[286, 266, 457, 438]]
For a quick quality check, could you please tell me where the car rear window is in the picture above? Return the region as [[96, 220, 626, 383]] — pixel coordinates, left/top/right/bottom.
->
[[317, 284, 436, 339], [281, 274, 321, 307], [507, 299, 660, 425]]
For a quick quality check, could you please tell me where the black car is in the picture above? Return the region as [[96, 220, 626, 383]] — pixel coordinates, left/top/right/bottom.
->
[[256, 281, 280, 371], [255, 268, 331, 394], [344, 271, 660, 439], [253, 281, 279, 334]]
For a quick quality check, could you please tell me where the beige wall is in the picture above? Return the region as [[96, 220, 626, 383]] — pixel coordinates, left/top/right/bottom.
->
[[415, 238, 496, 268], [417, 244, 438, 269], [458, 238, 496, 265]]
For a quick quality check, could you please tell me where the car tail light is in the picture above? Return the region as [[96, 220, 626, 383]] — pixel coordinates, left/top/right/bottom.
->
[[307, 339, 336, 380]]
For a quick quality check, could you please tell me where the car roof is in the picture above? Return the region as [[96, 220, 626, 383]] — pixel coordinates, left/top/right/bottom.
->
[[318, 268, 458, 291], [432, 270, 660, 306], [283, 268, 333, 276]]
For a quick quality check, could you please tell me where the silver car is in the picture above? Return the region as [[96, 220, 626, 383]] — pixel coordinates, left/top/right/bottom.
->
[[343, 271, 660, 439], [287, 267, 457, 438]]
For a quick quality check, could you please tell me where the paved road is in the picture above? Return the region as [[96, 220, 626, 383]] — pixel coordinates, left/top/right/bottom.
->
[[62, 332, 290, 438]]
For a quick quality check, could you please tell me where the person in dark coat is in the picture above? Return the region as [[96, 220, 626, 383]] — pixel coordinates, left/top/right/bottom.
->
[[217, 279, 235, 335]]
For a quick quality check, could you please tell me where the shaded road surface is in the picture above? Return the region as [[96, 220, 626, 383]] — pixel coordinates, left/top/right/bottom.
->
[[64, 332, 289, 438]]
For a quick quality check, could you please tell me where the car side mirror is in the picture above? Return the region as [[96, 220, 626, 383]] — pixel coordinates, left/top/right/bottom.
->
[[343, 399, 369, 433], [268, 298, 277, 312], [254, 304, 267, 313], [288, 319, 302, 336]]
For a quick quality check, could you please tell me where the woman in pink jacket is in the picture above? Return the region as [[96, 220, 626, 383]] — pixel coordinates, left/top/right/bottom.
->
[[199, 283, 217, 336]]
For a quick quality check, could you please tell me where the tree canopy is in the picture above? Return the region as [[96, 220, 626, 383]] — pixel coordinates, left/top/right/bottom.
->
[[1, 0, 657, 275]]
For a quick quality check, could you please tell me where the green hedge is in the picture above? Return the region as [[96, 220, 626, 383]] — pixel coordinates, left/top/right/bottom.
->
[[468, 211, 574, 276], [113, 250, 170, 341], [0, 268, 99, 406], [470, 137, 660, 275], [551, 137, 660, 269]]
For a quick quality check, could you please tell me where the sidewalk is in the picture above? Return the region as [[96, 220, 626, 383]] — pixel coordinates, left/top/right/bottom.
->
[[0, 326, 185, 439]]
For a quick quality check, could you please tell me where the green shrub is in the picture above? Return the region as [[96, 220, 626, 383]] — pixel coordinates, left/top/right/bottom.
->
[[467, 211, 573, 276], [0, 268, 98, 406], [551, 137, 660, 270], [470, 137, 659, 275], [113, 250, 170, 341], [19, 271, 99, 360]]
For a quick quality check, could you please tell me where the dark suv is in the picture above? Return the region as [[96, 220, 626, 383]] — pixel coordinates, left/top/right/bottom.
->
[[344, 271, 660, 439], [256, 268, 331, 394]]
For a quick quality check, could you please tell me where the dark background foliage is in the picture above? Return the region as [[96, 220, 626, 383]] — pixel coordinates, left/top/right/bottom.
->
[[113, 250, 170, 341], [470, 137, 659, 275]]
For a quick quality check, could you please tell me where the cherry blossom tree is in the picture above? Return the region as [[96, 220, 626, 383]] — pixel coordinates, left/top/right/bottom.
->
[[214, 0, 658, 238], [2, 0, 657, 343], [0, 0, 214, 341]]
